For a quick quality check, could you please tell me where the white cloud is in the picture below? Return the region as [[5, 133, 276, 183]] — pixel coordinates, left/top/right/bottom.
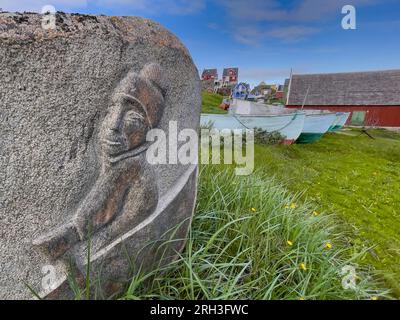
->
[[267, 26, 319, 42], [218, 0, 377, 23], [240, 67, 296, 85], [233, 26, 266, 45], [241, 67, 291, 80], [240, 66, 314, 86], [288, 0, 376, 22], [0, 0, 87, 12], [207, 22, 219, 30], [231, 24, 319, 45], [0, 0, 205, 15], [217, 0, 380, 45], [94, 0, 205, 15]]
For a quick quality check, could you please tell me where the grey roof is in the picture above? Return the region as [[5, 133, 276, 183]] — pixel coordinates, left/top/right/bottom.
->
[[223, 67, 239, 77], [202, 68, 218, 78], [283, 79, 290, 93], [287, 69, 400, 106], [284, 78, 290, 87]]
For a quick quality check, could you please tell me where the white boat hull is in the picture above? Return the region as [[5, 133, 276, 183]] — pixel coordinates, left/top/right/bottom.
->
[[336, 112, 351, 128], [302, 112, 337, 134], [200, 112, 306, 144], [235, 113, 305, 144], [329, 112, 351, 132], [296, 112, 337, 144], [200, 114, 243, 130]]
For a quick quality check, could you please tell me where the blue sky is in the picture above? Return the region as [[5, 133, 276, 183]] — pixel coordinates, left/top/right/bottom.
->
[[1, 0, 400, 86]]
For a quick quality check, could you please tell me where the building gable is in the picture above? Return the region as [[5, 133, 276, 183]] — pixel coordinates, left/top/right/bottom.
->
[[287, 69, 400, 106]]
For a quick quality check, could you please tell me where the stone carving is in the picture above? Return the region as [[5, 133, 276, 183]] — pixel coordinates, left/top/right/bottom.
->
[[33, 63, 166, 261], [0, 12, 201, 300]]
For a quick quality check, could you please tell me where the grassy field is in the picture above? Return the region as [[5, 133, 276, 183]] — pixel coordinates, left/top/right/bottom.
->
[[120, 165, 387, 300], [200, 95, 400, 294], [201, 91, 227, 114], [120, 113, 398, 300], [253, 128, 400, 295], [61, 129, 396, 300], [119, 101, 399, 299]]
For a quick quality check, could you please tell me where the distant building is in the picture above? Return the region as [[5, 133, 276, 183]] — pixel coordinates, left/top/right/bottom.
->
[[270, 84, 278, 92], [275, 91, 284, 99], [233, 83, 250, 99], [201, 67, 240, 95], [282, 78, 290, 101], [274, 84, 285, 99], [251, 82, 266, 95], [201, 69, 218, 81], [222, 67, 239, 87], [286, 69, 400, 127], [283, 79, 290, 92], [263, 88, 272, 96]]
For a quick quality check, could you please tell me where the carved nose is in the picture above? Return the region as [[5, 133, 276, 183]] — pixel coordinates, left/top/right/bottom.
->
[[110, 123, 120, 132], [108, 107, 123, 133], [109, 119, 121, 133]]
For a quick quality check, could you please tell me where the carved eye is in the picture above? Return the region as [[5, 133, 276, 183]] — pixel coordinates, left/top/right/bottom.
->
[[125, 110, 145, 123]]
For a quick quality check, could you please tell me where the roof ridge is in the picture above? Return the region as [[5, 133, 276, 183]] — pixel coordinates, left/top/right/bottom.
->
[[293, 69, 400, 77]]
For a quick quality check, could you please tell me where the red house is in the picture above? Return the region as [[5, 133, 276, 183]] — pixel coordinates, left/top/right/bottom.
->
[[201, 69, 218, 81], [222, 67, 239, 86], [286, 69, 400, 127], [275, 91, 284, 99]]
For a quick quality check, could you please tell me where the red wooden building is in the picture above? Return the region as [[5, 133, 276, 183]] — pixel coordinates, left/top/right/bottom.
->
[[222, 67, 239, 86], [286, 69, 400, 127], [275, 91, 284, 99], [201, 69, 218, 81]]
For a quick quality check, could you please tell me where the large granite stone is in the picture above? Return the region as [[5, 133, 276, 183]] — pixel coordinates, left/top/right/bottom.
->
[[0, 12, 201, 299]]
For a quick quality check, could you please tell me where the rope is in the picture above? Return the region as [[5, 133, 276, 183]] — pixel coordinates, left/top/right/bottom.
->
[[233, 112, 300, 134]]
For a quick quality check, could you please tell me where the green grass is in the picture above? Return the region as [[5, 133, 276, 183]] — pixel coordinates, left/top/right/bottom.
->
[[119, 164, 388, 300], [201, 91, 227, 114], [252, 128, 400, 296], [59, 127, 397, 300]]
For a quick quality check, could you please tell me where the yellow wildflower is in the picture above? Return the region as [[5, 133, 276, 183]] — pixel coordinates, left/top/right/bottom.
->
[[299, 297, 305, 300], [313, 211, 320, 217], [287, 240, 294, 246], [290, 203, 298, 209], [325, 243, 333, 250], [371, 296, 378, 300], [299, 263, 307, 271], [251, 207, 257, 213]]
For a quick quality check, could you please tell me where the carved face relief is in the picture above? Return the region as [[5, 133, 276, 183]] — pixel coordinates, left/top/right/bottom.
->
[[101, 93, 150, 157], [100, 63, 166, 158]]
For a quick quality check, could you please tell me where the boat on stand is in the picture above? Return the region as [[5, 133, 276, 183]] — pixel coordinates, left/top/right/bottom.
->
[[296, 110, 337, 144], [328, 112, 351, 132], [201, 99, 306, 145]]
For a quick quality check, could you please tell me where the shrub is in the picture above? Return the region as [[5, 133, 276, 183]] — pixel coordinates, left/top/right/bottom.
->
[[252, 128, 285, 145]]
